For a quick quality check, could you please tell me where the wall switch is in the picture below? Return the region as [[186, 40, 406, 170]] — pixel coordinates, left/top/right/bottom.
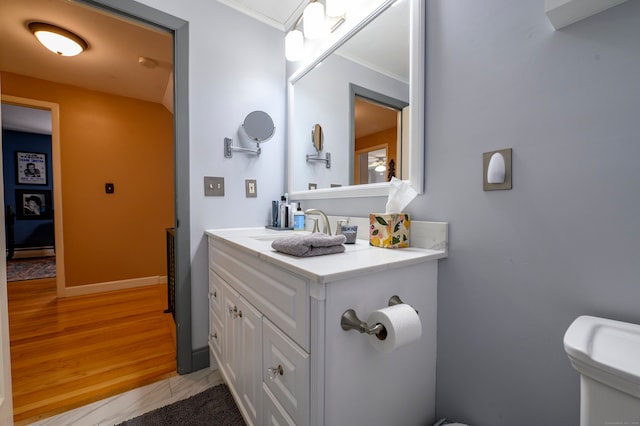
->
[[245, 179, 257, 197], [105, 183, 114, 194], [204, 176, 225, 196]]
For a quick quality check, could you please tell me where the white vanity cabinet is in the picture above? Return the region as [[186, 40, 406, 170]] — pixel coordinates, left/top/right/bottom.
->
[[209, 236, 311, 425], [207, 224, 447, 426]]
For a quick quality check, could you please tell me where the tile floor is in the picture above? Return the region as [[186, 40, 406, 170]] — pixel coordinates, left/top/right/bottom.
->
[[28, 367, 223, 426]]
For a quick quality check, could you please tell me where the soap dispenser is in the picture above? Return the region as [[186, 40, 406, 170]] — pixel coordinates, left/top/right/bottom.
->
[[293, 203, 305, 231]]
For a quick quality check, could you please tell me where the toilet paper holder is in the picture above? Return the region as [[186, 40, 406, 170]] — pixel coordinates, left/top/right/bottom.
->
[[340, 295, 418, 337]]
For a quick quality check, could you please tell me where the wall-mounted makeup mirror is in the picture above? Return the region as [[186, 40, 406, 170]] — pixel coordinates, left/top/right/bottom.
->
[[242, 110, 275, 142], [312, 123, 323, 152], [225, 110, 275, 158], [287, 0, 424, 200]]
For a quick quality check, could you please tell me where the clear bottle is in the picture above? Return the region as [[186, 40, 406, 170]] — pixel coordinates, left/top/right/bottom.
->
[[293, 203, 305, 231]]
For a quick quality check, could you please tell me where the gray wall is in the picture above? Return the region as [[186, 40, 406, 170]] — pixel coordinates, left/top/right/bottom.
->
[[137, 0, 287, 350], [301, 0, 640, 424], [430, 1, 640, 423], [120, 0, 639, 422]]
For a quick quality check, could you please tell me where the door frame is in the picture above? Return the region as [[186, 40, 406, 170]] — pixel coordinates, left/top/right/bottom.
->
[[1, 97, 66, 294], [0, 79, 13, 426], [74, 0, 194, 374]]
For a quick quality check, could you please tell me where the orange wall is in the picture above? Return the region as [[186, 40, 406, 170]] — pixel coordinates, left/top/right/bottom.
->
[[355, 127, 398, 180], [2, 72, 174, 287]]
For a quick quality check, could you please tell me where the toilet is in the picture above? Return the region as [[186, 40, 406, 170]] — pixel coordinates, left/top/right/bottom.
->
[[564, 315, 640, 426]]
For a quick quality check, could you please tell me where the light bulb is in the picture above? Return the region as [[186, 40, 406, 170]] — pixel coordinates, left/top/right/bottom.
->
[[285, 30, 304, 62], [326, 0, 346, 17], [303, 2, 327, 39], [29, 22, 87, 57]]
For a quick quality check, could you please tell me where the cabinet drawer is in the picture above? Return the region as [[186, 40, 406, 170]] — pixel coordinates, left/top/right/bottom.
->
[[208, 269, 224, 317], [262, 319, 309, 425], [263, 384, 296, 426], [208, 307, 223, 361], [210, 238, 310, 351]]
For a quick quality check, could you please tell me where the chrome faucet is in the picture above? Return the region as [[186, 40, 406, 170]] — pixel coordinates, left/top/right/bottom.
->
[[304, 209, 332, 235]]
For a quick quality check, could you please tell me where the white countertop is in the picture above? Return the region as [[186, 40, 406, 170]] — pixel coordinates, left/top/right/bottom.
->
[[206, 226, 448, 284]]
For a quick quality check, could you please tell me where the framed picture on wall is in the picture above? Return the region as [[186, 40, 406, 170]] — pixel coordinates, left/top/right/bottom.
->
[[15, 190, 52, 220], [16, 151, 47, 185]]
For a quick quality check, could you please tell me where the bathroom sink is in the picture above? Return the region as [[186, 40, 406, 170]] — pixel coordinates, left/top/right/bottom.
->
[[249, 231, 310, 241]]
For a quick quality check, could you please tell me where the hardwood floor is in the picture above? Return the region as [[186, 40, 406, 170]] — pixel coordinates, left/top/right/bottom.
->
[[7, 278, 177, 425]]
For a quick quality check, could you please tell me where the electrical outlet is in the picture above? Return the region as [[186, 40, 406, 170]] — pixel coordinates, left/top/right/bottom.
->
[[245, 179, 257, 198], [204, 176, 224, 196]]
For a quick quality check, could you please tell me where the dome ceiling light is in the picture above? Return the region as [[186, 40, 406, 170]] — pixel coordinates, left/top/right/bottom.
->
[[28, 22, 88, 57]]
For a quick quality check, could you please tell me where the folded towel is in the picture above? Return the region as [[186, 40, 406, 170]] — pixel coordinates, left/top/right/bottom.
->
[[271, 233, 347, 257]]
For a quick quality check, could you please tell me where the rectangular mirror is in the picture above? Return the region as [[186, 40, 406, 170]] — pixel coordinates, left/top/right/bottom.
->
[[287, 0, 425, 200]]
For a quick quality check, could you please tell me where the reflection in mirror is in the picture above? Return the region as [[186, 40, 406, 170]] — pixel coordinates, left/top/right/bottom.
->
[[353, 92, 407, 184], [312, 123, 323, 152], [356, 147, 387, 184], [288, 0, 423, 199]]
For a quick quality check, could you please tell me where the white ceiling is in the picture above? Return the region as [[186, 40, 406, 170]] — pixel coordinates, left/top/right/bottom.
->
[[217, 0, 310, 31]]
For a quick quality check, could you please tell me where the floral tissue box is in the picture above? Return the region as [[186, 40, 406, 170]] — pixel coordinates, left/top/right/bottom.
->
[[369, 213, 410, 248]]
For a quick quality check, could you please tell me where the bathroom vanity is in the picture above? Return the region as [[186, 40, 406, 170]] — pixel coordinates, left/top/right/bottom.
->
[[206, 219, 447, 426]]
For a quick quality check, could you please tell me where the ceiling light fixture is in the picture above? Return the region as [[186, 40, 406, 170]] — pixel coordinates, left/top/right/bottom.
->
[[138, 56, 158, 69], [28, 22, 88, 57], [285, 29, 304, 62], [285, 0, 346, 62], [325, 0, 346, 18], [375, 163, 386, 172], [303, 1, 327, 39]]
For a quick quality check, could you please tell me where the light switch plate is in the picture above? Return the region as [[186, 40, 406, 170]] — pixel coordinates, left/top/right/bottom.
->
[[483, 148, 512, 191], [245, 179, 257, 197], [204, 176, 224, 196]]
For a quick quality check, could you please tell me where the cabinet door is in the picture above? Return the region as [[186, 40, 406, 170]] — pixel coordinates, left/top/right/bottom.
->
[[263, 318, 309, 425], [223, 283, 242, 391], [263, 384, 296, 426], [208, 269, 224, 317], [238, 296, 263, 426], [209, 306, 223, 362]]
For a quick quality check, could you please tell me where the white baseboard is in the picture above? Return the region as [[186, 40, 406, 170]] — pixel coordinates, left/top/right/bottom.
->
[[63, 275, 168, 298]]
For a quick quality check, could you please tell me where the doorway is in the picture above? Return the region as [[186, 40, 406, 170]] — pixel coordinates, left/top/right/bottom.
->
[[2, 103, 56, 284], [72, 0, 194, 375], [350, 84, 409, 186], [2, 98, 66, 290], [0, 1, 192, 419]]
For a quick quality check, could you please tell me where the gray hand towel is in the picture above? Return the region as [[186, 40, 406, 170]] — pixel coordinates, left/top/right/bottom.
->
[[271, 233, 347, 257]]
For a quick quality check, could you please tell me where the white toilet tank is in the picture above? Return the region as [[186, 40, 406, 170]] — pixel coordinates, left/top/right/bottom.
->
[[564, 315, 640, 426]]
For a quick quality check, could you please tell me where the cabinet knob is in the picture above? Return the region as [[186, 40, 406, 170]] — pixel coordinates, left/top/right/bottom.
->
[[213, 291, 217, 298], [268, 365, 284, 381], [234, 310, 243, 319], [228, 305, 238, 316], [213, 332, 217, 340]]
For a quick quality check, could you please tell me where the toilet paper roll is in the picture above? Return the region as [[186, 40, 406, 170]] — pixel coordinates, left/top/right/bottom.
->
[[367, 304, 422, 352]]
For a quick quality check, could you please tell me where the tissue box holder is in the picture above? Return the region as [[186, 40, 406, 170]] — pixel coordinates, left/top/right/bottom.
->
[[369, 213, 410, 248]]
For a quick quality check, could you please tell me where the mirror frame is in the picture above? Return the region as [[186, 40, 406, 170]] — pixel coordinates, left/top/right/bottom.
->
[[287, 0, 425, 200]]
